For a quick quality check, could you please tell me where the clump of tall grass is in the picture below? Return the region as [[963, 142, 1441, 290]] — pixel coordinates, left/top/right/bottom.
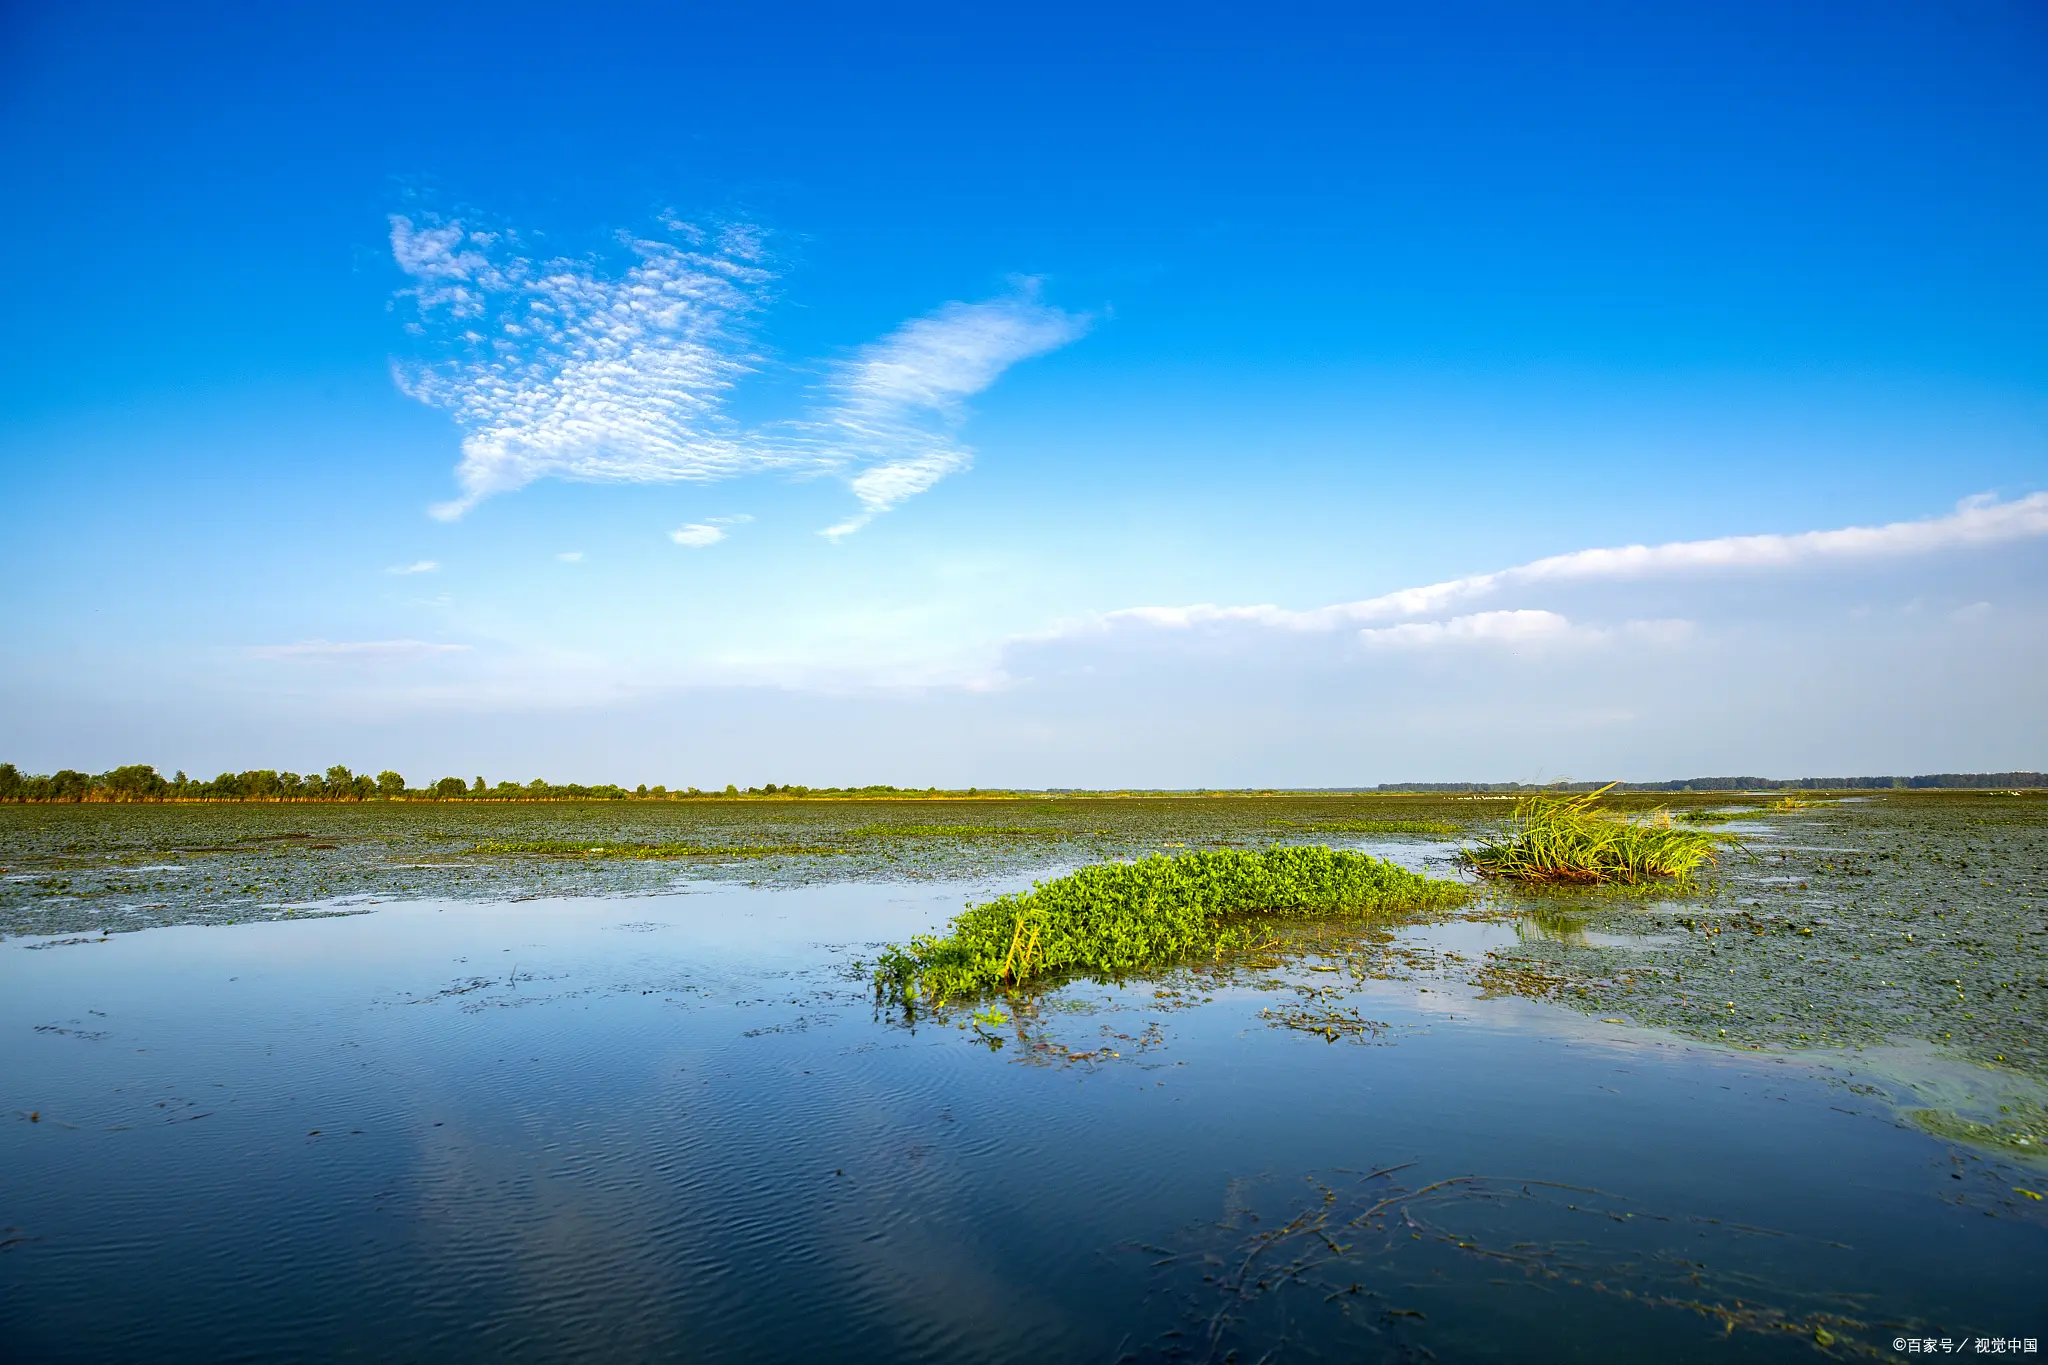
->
[[872, 846, 1465, 1009], [1462, 786, 1717, 885]]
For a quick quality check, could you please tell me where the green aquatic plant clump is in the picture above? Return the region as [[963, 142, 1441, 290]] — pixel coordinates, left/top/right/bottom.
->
[[1463, 786, 1718, 885], [873, 846, 1466, 1008]]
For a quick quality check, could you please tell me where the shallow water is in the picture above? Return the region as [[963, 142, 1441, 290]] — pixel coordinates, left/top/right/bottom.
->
[[5, 878, 2043, 1361]]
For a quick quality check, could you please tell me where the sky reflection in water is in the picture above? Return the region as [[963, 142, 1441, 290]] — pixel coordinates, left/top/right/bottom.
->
[[3, 883, 2043, 1362]]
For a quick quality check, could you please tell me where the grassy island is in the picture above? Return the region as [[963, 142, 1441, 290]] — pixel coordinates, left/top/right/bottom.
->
[[1463, 786, 1719, 885], [873, 846, 1466, 1008]]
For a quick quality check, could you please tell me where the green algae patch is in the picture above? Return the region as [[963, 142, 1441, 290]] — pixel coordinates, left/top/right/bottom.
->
[[1906, 1101, 2048, 1158], [1465, 786, 1718, 885], [467, 839, 846, 859], [1273, 818, 1461, 836], [873, 846, 1466, 1008]]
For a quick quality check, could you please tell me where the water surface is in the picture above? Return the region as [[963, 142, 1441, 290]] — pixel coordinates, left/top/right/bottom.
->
[[6, 871, 2043, 1361]]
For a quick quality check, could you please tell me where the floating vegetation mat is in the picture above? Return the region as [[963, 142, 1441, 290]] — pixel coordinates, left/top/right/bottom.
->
[[467, 839, 846, 859], [0, 792, 1502, 936], [1272, 817, 1462, 836], [1906, 1100, 2048, 1156], [5, 790, 2044, 1087], [871, 846, 1466, 1008], [844, 824, 1082, 839], [1464, 785, 1719, 885]]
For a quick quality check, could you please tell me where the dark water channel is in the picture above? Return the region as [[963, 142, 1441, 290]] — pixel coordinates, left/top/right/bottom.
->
[[4, 877, 2045, 1362]]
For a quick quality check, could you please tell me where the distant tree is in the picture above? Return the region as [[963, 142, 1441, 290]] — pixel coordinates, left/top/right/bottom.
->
[[0, 763, 21, 801], [473, 776, 485, 794], [724, 784, 738, 796], [377, 771, 405, 797], [433, 776, 468, 800]]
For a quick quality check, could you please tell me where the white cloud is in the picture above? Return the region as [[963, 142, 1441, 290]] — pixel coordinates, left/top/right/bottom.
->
[[386, 560, 439, 575], [669, 513, 753, 548], [557, 551, 584, 563], [248, 639, 472, 661], [392, 215, 1087, 533], [1066, 492, 2048, 640], [1358, 609, 1582, 648], [391, 214, 776, 521], [802, 289, 1090, 538]]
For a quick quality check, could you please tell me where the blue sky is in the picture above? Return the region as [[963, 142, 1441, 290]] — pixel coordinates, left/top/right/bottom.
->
[[3, 0, 2044, 785]]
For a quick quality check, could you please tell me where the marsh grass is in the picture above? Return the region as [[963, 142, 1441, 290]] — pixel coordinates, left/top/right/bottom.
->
[[1462, 786, 1718, 885], [1273, 818, 1461, 836], [1680, 794, 1835, 824], [872, 846, 1465, 1008]]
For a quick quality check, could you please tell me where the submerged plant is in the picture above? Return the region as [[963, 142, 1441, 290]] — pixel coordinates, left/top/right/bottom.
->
[[872, 846, 1464, 1009], [1462, 786, 1718, 885]]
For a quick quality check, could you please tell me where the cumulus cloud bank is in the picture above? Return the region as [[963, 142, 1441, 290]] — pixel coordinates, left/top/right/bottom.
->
[[1070, 492, 2048, 645], [390, 214, 1085, 533]]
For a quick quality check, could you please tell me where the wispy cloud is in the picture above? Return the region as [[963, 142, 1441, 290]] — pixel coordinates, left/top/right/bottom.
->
[[669, 513, 753, 548], [391, 214, 1086, 533], [1073, 492, 2048, 639], [386, 560, 439, 575], [391, 213, 776, 521], [557, 551, 584, 563], [799, 288, 1090, 538], [248, 639, 472, 661]]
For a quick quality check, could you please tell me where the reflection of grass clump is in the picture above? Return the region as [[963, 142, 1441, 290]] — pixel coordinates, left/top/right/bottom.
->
[[468, 839, 839, 859], [1464, 786, 1718, 885], [1273, 818, 1460, 836], [873, 846, 1465, 1008]]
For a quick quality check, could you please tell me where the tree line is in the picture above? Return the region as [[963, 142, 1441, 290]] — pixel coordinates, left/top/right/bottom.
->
[[1375, 773, 2046, 792], [3, 761, 2040, 804], [0, 764, 955, 803]]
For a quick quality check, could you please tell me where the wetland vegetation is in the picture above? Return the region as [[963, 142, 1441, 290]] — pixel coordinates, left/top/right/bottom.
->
[[871, 846, 1465, 1007], [1463, 785, 1721, 884], [7, 784, 2045, 1360], [2, 786, 2042, 1082]]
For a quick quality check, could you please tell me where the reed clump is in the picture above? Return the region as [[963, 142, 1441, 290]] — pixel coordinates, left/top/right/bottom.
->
[[1462, 786, 1718, 885], [872, 846, 1465, 1008]]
